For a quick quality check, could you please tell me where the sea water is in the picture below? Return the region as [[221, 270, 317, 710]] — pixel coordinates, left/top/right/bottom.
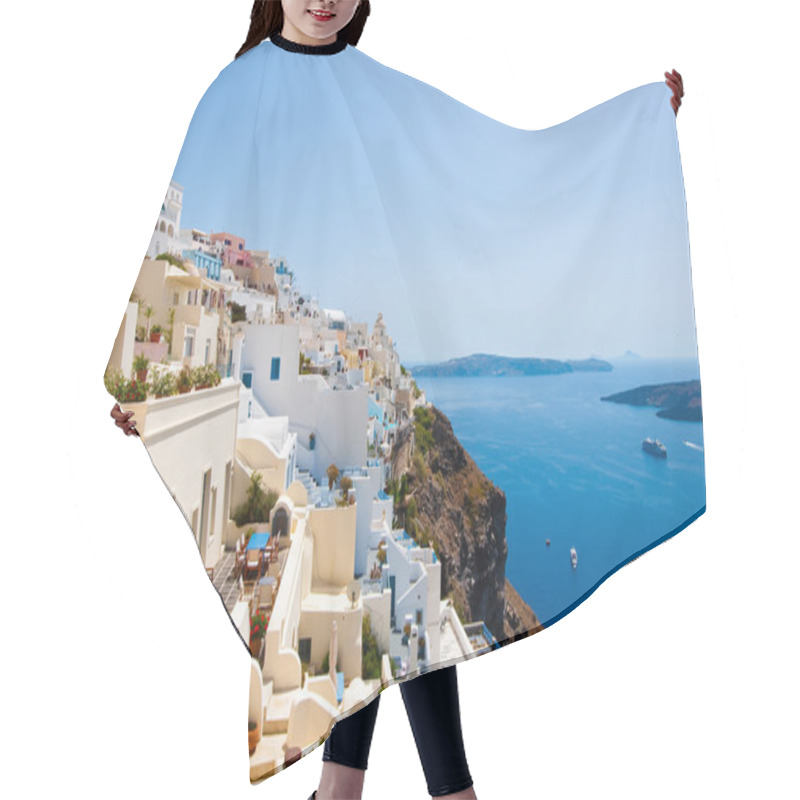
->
[[413, 357, 706, 629]]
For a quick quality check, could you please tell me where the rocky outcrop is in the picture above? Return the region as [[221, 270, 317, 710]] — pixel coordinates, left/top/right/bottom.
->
[[389, 404, 541, 645], [601, 379, 702, 422], [412, 353, 612, 377], [504, 578, 543, 641]]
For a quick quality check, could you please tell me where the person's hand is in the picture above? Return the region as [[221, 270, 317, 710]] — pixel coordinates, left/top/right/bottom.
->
[[665, 69, 684, 116], [110, 402, 139, 437]]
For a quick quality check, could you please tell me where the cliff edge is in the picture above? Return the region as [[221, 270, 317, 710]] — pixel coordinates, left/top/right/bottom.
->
[[389, 404, 542, 645]]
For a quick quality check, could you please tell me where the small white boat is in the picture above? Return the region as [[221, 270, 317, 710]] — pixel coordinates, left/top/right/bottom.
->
[[570, 547, 578, 569], [682, 439, 704, 452]]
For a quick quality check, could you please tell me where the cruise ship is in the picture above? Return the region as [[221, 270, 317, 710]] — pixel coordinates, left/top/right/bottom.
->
[[642, 437, 667, 458]]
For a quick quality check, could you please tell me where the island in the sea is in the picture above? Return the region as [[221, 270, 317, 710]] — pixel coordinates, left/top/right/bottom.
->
[[600, 379, 702, 421], [412, 353, 613, 377]]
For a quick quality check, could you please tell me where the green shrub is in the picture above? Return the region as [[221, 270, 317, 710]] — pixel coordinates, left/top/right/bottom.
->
[[232, 472, 279, 526], [413, 406, 434, 455], [361, 614, 382, 680]]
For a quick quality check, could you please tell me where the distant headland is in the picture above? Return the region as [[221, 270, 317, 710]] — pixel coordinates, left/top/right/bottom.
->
[[411, 353, 613, 377], [600, 379, 702, 421]]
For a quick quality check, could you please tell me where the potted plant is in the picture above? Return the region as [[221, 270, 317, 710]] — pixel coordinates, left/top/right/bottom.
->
[[150, 370, 178, 398], [176, 365, 193, 394], [326, 464, 339, 491], [250, 610, 270, 659], [104, 367, 148, 404], [132, 353, 150, 384], [122, 379, 147, 404], [192, 365, 207, 390], [193, 363, 221, 390], [149, 322, 163, 343], [248, 719, 261, 755]]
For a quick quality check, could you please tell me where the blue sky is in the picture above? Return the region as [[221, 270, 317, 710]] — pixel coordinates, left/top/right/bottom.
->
[[173, 41, 698, 364]]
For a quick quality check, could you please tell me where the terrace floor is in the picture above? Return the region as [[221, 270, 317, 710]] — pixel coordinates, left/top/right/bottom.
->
[[210, 550, 239, 613], [210, 545, 289, 614]]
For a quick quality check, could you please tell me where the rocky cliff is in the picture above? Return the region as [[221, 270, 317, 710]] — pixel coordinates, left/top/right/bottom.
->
[[389, 403, 542, 644]]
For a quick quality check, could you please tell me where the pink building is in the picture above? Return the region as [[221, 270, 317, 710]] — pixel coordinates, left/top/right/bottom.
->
[[210, 231, 253, 270]]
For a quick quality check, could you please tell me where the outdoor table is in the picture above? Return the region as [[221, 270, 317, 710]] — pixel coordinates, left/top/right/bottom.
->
[[246, 533, 270, 551]]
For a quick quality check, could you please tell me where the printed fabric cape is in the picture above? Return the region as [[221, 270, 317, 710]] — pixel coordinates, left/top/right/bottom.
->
[[103, 31, 706, 784]]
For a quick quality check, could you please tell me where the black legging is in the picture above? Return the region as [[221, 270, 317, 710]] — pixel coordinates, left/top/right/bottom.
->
[[322, 664, 473, 797]]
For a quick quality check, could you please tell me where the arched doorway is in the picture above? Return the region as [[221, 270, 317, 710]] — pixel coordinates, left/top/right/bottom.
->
[[272, 506, 290, 539]]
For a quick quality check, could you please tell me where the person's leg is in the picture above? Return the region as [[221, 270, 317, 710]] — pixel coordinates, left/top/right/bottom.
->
[[399, 664, 476, 799], [314, 694, 382, 800]]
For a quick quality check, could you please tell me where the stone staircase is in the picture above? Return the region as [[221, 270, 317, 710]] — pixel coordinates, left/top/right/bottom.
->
[[294, 467, 324, 506], [264, 687, 303, 735]]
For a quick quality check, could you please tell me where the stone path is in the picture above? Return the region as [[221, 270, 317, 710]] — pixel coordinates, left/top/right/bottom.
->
[[210, 550, 240, 613]]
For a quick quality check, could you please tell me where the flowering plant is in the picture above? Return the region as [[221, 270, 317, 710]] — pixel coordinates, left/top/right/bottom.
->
[[120, 379, 147, 404], [250, 610, 270, 639], [104, 366, 147, 403]]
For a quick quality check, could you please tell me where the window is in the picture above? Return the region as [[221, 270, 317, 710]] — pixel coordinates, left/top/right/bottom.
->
[[242, 371, 253, 389], [184, 327, 196, 358], [416, 609, 423, 625], [270, 357, 280, 380]]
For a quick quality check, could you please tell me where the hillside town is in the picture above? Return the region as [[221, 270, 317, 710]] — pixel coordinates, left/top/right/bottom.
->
[[104, 179, 500, 781]]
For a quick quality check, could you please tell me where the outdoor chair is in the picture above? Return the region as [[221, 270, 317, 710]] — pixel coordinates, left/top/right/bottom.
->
[[235, 541, 246, 578], [254, 582, 274, 615], [250, 582, 262, 618], [244, 548, 262, 581]]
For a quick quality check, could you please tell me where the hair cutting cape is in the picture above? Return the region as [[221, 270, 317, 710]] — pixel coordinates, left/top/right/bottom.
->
[[103, 33, 706, 783]]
